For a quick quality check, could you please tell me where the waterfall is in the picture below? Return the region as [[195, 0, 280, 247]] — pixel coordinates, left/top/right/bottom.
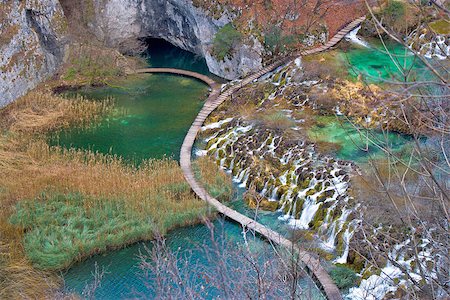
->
[[290, 196, 321, 229], [239, 169, 250, 187], [201, 117, 234, 131], [419, 35, 450, 60], [345, 25, 369, 48], [269, 186, 279, 201], [260, 182, 268, 196], [334, 226, 353, 264]]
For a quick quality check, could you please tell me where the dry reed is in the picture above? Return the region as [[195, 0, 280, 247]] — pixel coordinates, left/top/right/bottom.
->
[[0, 90, 207, 297]]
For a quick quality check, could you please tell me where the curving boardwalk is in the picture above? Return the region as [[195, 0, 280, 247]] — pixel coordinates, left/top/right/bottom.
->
[[132, 16, 366, 300]]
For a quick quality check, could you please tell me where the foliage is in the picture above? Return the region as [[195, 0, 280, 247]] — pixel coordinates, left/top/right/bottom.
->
[[0, 136, 208, 270], [264, 26, 297, 54], [0, 91, 208, 294], [0, 240, 60, 299], [213, 23, 242, 61], [429, 19, 450, 35], [61, 44, 142, 86], [0, 91, 114, 133], [10, 193, 155, 270], [330, 265, 358, 289], [260, 110, 296, 130], [384, 1, 405, 20]]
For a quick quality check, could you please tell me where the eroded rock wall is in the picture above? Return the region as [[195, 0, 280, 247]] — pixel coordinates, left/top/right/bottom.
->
[[80, 0, 263, 79], [0, 0, 67, 107]]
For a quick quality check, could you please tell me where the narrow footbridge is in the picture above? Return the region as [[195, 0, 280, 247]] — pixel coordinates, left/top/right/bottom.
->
[[132, 16, 365, 300]]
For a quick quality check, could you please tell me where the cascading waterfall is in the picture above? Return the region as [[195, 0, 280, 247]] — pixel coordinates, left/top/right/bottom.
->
[[203, 117, 357, 253], [419, 35, 450, 60], [334, 224, 354, 264], [345, 25, 370, 48], [198, 62, 363, 266], [347, 237, 438, 300]]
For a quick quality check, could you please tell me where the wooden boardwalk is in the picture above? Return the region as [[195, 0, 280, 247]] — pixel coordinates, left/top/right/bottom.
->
[[132, 16, 365, 300]]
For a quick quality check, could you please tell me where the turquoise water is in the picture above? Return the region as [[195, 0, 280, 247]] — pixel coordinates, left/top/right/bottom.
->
[[308, 116, 413, 163], [143, 38, 212, 76], [63, 214, 323, 299], [53, 75, 207, 162], [61, 40, 325, 299], [341, 39, 432, 83]]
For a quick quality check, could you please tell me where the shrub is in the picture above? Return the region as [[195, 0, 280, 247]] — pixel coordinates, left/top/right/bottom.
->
[[264, 26, 297, 54], [10, 193, 156, 270], [330, 265, 358, 289], [260, 110, 296, 131], [213, 24, 242, 61], [384, 1, 405, 20]]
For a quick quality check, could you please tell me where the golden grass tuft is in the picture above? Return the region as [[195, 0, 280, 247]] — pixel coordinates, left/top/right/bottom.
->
[[0, 91, 114, 133], [0, 212, 63, 299]]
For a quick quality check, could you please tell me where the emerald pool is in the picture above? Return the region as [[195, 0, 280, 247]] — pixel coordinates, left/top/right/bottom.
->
[[340, 38, 432, 83], [308, 116, 412, 163], [53, 75, 207, 161]]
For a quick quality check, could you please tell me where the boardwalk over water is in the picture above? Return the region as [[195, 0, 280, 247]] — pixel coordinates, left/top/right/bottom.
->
[[132, 16, 366, 300]]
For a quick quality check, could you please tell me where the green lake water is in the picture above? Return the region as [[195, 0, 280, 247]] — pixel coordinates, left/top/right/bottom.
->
[[308, 116, 412, 163], [54, 75, 207, 161], [340, 39, 431, 83]]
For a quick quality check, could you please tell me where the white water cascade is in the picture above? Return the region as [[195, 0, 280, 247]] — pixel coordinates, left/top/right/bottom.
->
[[420, 35, 450, 60], [334, 226, 353, 264], [345, 25, 370, 48]]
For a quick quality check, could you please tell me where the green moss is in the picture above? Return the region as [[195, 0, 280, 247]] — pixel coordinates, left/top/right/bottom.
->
[[298, 178, 311, 189], [361, 265, 382, 280], [330, 265, 358, 289], [335, 223, 349, 255], [429, 19, 450, 35], [310, 247, 334, 260], [294, 198, 305, 218], [276, 185, 289, 199], [306, 188, 317, 197], [309, 203, 325, 229]]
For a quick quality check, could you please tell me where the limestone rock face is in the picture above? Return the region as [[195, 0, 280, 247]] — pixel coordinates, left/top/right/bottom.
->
[[88, 0, 263, 79], [0, 0, 67, 107]]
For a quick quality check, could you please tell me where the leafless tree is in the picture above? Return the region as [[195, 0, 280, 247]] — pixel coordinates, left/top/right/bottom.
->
[[136, 219, 319, 300], [338, 0, 449, 298]]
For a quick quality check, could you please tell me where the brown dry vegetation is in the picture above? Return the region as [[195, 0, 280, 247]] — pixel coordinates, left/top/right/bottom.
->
[[0, 91, 114, 133], [0, 90, 220, 298], [193, 156, 234, 202], [194, 0, 366, 38]]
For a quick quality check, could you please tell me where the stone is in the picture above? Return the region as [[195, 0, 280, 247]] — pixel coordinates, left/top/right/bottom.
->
[[0, 0, 67, 107]]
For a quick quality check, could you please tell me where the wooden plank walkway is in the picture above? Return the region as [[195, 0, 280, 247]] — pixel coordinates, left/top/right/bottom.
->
[[131, 16, 366, 300]]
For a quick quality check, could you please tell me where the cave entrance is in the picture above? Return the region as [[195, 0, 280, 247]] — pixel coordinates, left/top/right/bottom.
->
[[142, 38, 211, 76]]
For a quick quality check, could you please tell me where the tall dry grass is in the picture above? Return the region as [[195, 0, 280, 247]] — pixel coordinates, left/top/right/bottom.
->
[[0, 90, 207, 297], [0, 91, 114, 133]]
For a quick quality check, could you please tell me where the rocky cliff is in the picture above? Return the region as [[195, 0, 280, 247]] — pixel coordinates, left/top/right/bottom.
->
[[0, 0, 67, 107], [65, 0, 264, 80]]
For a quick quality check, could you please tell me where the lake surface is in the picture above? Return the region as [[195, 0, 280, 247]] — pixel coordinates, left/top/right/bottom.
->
[[340, 38, 431, 83], [54, 75, 207, 162]]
